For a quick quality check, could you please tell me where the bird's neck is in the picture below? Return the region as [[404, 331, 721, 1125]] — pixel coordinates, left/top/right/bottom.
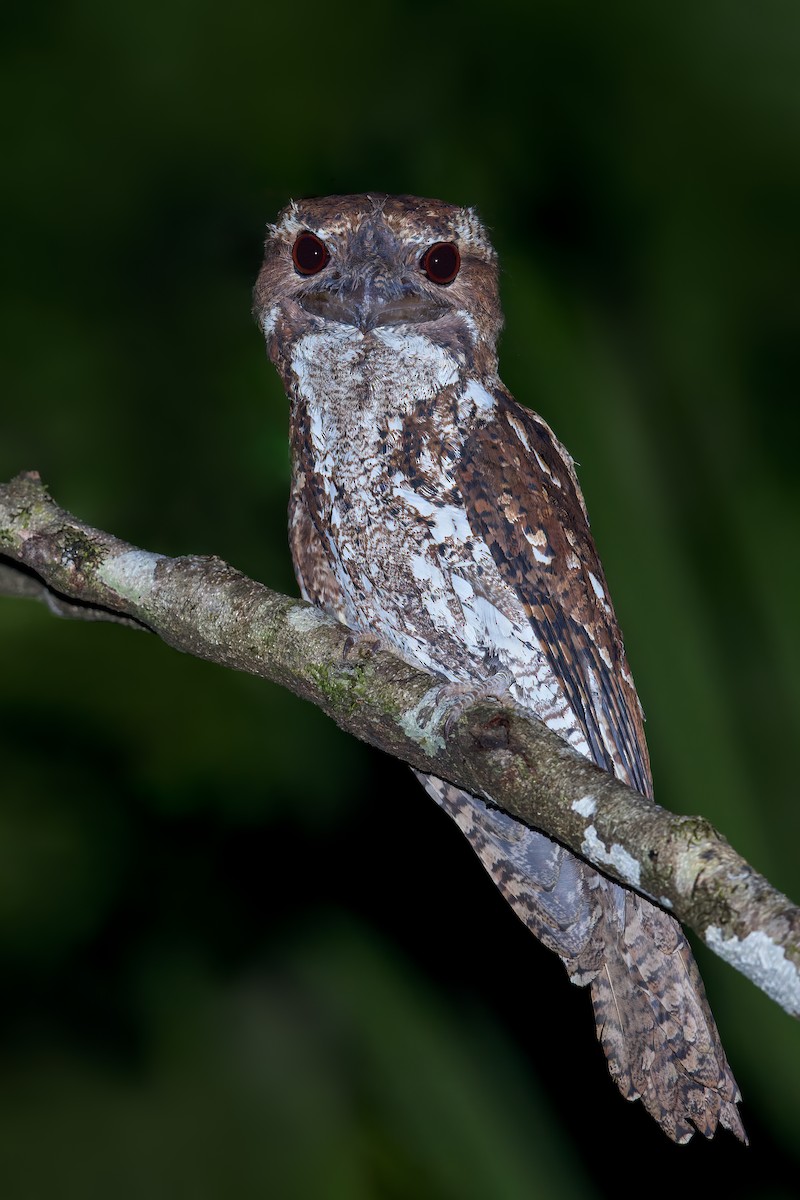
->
[[290, 326, 470, 423]]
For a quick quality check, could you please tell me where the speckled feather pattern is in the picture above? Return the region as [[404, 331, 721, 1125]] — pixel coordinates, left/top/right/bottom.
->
[[254, 193, 745, 1143]]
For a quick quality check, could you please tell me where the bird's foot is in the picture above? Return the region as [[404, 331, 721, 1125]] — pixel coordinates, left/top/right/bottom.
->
[[342, 628, 385, 661], [436, 668, 516, 736]]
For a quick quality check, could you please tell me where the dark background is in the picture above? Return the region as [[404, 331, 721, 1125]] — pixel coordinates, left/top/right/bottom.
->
[[1, 1, 799, 1196]]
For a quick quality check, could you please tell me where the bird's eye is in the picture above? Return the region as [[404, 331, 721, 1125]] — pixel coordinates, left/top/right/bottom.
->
[[292, 232, 329, 276], [420, 241, 460, 285]]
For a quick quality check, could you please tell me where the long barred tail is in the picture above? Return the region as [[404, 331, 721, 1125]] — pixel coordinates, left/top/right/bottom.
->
[[419, 772, 746, 1144], [588, 881, 745, 1142]]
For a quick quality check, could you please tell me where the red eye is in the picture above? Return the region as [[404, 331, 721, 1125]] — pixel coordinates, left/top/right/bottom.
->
[[420, 241, 460, 285], [292, 232, 329, 276]]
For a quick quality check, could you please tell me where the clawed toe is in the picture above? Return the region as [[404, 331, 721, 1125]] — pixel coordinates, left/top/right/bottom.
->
[[437, 669, 515, 737], [342, 629, 384, 661]]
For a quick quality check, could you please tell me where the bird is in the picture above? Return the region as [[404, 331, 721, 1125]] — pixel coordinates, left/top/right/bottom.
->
[[253, 193, 745, 1143]]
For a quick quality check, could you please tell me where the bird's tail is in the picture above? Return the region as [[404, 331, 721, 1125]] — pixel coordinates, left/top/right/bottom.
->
[[420, 772, 746, 1143], [587, 880, 745, 1143]]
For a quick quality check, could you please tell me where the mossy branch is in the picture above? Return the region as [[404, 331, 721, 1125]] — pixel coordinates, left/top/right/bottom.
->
[[2, 470, 799, 1017]]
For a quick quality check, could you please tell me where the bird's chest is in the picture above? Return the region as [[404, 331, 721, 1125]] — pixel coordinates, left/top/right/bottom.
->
[[293, 327, 469, 574], [304, 382, 466, 593], [290, 332, 503, 667]]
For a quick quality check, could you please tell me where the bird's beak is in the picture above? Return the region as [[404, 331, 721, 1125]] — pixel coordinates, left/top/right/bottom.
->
[[299, 279, 448, 332]]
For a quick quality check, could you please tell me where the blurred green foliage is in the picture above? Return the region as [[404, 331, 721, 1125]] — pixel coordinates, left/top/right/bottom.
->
[[1, 0, 799, 1195]]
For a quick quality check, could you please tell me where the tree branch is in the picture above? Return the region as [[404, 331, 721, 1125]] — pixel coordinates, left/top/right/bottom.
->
[[2, 470, 798, 1017]]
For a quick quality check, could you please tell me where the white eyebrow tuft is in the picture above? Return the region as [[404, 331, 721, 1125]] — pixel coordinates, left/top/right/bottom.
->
[[269, 200, 306, 240], [453, 206, 496, 257]]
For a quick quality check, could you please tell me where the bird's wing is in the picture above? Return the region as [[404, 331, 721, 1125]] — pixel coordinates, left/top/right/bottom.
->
[[450, 388, 745, 1142], [457, 388, 652, 798]]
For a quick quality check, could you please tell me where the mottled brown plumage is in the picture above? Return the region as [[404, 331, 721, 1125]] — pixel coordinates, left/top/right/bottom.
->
[[254, 193, 745, 1142], [459, 390, 653, 798]]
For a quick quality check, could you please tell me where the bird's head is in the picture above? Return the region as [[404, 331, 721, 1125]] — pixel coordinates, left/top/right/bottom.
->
[[254, 194, 502, 378]]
